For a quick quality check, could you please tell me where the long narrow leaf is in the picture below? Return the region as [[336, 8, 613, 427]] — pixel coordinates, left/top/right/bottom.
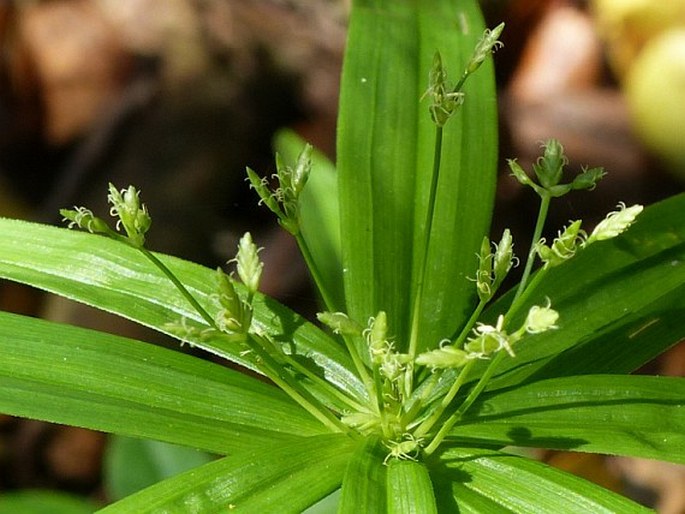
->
[[0, 218, 366, 405], [0, 491, 94, 514], [529, 283, 685, 381], [104, 436, 214, 500], [99, 434, 354, 513], [412, 1, 498, 350], [433, 446, 651, 513], [386, 460, 438, 514], [339, 436, 387, 513], [0, 311, 326, 455], [450, 375, 685, 464], [338, 0, 497, 349]]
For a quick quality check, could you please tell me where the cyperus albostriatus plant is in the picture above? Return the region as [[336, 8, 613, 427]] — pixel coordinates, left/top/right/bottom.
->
[[0, 1, 683, 512]]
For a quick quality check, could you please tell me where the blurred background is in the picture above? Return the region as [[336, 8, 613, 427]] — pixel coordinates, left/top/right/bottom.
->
[[0, 0, 683, 511]]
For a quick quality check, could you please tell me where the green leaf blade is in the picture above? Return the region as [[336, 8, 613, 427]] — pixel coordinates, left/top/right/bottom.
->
[[338, 0, 497, 350], [0, 311, 327, 455], [105, 436, 214, 501], [413, 1, 498, 350], [338, 2, 419, 343], [0, 218, 366, 406], [451, 375, 685, 464], [0, 491, 95, 514], [435, 447, 652, 513], [339, 436, 388, 513], [99, 434, 354, 513], [386, 460, 438, 514]]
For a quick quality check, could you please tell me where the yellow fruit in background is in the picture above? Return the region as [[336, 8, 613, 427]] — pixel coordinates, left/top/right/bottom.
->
[[592, 0, 685, 78], [624, 29, 685, 171]]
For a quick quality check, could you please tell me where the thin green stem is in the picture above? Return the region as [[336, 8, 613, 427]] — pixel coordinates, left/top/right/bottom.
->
[[344, 335, 375, 403], [406, 126, 444, 394], [138, 247, 216, 328], [452, 298, 487, 347], [295, 233, 337, 313], [402, 298, 485, 432], [405, 64, 481, 395], [403, 370, 441, 426], [140, 244, 353, 434], [507, 267, 548, 322], [422, 264, 548, 454], [278, 343, 367, 412], [424, 351, 505, 454], [247, 334, 351, 434], [295, 233, 375, 397], [453, 73, 469, 95], [401, 389, 431, 429], [513, 193, 550, 302], [414, 359, 475, 440], [424, 194, 554, 453], [371, 363, 386, 416]]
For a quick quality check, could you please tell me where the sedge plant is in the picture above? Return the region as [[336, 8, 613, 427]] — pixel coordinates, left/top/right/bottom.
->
[[0, 1, 683, 512]]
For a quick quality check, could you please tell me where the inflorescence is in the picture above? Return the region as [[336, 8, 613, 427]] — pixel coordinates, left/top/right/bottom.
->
[[61, 24, 644, 465]]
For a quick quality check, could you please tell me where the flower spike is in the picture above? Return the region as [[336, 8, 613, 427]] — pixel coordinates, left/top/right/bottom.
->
[[535, 220, 584, 269], [586, 203, 644, 244], [466, 22, 505, 75], [524, 302, 559, 334], [107, 184, 151, 247], [246, 143, 313, 235], [60, 207, 110, 236], [423, 51, 464, 127], [508, 140, 606, 199], [234, 232, 263, 296]]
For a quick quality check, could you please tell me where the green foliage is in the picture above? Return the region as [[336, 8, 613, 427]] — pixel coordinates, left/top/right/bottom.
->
[[104, 436, 214, 500], [0, 0, 683, 512], [0, 491, 94, 514]]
